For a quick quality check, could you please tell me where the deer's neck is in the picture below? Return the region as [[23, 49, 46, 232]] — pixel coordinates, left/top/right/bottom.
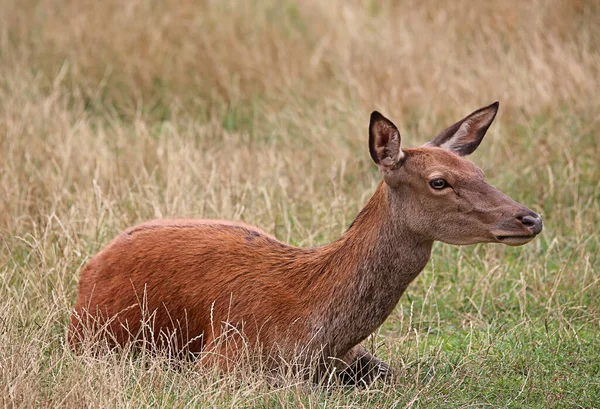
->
[[305, 182, 433, 356]]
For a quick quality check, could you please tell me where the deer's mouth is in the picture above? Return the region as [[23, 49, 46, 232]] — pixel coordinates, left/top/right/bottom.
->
[[494, 234, 536, 246]]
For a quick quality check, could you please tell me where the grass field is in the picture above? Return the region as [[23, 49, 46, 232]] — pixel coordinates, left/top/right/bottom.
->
[[1, 0, 599, 407]]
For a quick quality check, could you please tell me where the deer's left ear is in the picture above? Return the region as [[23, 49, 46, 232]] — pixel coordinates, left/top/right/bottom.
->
[[369, 111, 404, 172], [427, 101, 499, 157]]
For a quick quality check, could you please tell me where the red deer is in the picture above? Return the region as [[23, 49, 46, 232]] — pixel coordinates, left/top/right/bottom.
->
[[69, 102, 542, 385]]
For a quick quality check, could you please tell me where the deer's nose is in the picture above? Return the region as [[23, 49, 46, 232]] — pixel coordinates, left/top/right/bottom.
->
[[517, 213, 543, 235]]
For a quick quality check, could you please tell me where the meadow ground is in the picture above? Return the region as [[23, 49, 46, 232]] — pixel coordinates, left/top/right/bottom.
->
[[1, 0, 599, 407]]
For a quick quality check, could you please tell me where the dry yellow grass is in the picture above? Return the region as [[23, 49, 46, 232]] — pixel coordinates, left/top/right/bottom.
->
[[1, 0, 598, 407]]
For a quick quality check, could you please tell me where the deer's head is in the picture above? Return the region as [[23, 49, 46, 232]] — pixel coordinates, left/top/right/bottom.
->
[[369, 102, 542, 246]]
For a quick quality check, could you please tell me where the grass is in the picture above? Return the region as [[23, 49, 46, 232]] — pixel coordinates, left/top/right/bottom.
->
[[1, 0, 599, 407]]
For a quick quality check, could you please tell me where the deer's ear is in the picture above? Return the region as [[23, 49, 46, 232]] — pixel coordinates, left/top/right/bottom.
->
[[369, 111, 404, 171], [427, 102, 499, 157]]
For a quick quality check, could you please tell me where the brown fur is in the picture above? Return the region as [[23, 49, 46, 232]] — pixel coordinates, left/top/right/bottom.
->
[[69, 103, 542, 384]]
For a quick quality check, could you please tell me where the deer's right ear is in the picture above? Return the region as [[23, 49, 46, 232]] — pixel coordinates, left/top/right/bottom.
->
[[426, 102, 499, 157], [369, 111, 404, 171]]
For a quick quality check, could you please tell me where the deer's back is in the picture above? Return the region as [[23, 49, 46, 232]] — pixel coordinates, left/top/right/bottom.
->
[[69, 219, 311, 352]]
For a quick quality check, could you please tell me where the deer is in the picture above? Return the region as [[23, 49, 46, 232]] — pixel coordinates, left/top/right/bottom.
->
[[68, 102, 543, 385]]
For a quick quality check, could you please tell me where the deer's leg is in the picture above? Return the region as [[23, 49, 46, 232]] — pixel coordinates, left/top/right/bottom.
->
[[198, 330, 248, 374], [337, 344, 391, 386]]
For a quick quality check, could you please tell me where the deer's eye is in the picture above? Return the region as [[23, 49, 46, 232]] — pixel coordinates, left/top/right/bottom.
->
[[429, 178, 448, 190]]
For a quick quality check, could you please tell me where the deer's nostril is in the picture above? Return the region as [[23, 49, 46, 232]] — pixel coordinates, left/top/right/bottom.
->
[[521, 216, 537, 227], [517, 213, 543, 234]]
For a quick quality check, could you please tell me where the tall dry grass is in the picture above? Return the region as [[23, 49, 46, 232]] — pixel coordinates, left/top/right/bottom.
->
[[0, 0, 598, 407]]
